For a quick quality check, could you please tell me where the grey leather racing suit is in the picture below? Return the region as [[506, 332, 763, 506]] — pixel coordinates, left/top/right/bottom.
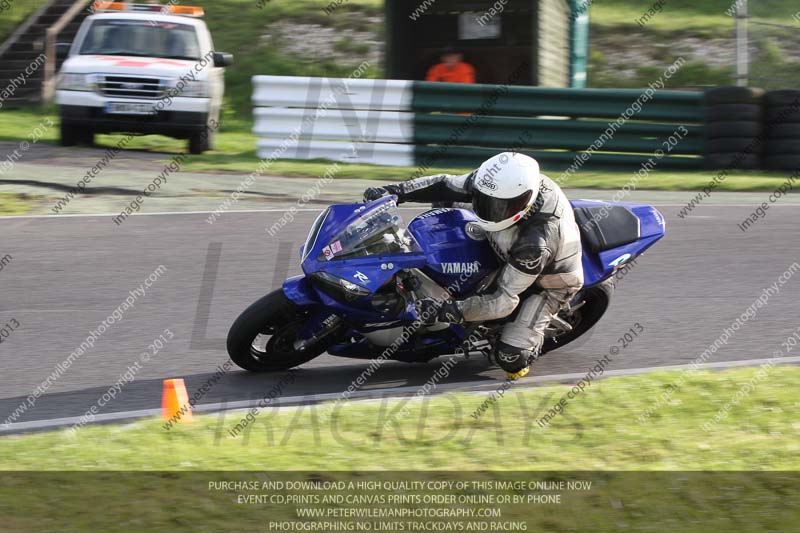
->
[[382, 171, 584, 356]]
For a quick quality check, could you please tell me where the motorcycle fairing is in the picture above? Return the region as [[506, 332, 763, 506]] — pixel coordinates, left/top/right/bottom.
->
[[281, 196, 665, 359]]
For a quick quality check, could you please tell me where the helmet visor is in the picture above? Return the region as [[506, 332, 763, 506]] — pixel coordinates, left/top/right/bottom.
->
[[472, 189, 533, 223]]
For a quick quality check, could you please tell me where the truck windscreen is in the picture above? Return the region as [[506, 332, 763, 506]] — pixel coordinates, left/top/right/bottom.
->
[[79, 19, 201, 61]]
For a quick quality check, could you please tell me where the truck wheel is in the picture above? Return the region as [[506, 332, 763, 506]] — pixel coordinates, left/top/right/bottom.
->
[[80, 130, 95, 146], [60, 123, 94, 146], [60, 123, 79, 146], [188, 126, 215, 154]]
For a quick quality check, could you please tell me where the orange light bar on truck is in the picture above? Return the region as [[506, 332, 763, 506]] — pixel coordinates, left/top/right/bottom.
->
[[91, 2, 205, 17], [170, 6, 204, 16]]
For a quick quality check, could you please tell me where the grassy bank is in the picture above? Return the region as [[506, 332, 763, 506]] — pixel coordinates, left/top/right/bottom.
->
[[154, 0, 383, 116], [0, 0, 48, 43], [590, 1, 800, 89], [1, 366, 798, 470], [590, 0, 796, 31], [3, 0, 799, 109]]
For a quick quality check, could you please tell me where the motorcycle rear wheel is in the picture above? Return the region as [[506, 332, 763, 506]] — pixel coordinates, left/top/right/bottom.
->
[[541, 278, 615, 354], [227, 290, 328, 372]]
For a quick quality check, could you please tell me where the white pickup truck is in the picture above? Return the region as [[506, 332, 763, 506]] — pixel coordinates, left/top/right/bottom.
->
[[55, 2, 233, 153]]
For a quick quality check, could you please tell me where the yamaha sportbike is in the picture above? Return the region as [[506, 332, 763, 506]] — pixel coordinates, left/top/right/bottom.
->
[[227, 195, 665, 371]]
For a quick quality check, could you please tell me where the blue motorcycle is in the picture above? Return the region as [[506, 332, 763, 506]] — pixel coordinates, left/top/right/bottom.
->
[[227, 195, 665, 371]]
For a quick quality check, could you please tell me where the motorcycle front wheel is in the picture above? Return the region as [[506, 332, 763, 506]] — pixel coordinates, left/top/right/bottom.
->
[[227, 290, 328, 372]]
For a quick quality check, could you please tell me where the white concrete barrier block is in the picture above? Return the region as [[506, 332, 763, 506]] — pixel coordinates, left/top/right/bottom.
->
[[252, 75, 413, 111], [253, 107, 414, 144], [256, 138, 414, 167]]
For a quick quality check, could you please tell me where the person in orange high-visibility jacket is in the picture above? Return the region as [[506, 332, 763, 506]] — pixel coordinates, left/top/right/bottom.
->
[[425, 47, 476, 84]]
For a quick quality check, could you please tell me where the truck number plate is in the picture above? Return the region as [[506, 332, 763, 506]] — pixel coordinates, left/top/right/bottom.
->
[[105, 102, 157, 116]]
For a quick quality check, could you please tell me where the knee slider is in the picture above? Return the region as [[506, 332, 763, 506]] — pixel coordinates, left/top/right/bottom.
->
[[494, 341, 533, 373]]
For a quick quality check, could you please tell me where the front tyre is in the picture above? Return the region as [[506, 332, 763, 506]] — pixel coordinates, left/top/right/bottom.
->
[[227, 290, 327, 372], [60, 121, 95, 146]]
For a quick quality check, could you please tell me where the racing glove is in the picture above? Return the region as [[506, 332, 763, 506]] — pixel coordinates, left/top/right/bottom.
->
[[363, 187, 388, 202], [363, 184, 403, 203], [415, 298, 464, 325]]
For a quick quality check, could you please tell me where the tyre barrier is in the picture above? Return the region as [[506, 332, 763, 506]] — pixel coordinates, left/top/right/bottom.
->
[[704, 86, 764, 170], [764, 90, 800, 171]]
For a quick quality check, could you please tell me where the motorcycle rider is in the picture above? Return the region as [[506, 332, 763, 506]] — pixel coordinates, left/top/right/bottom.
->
[[363, 152, 583, 379]]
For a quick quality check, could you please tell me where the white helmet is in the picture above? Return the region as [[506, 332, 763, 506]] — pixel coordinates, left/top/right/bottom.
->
[[471, 152, 541, 232]]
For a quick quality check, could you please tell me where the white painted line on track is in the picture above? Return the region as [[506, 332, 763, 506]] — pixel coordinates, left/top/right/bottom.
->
[[0, 207, 431, 220], [2, 203, 800, 221], [0, 208, 338, 220], [2, 354, 798, 434]]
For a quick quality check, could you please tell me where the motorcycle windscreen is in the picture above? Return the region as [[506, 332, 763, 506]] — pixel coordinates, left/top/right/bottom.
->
[[317, 202, 421, 261]]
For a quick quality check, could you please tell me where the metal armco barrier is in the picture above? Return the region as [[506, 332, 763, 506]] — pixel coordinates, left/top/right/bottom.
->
[[252, 76, 709, 170], [412, 81, 705, 171], [414, 115, 705, 153], [413, 82, 704, 121]]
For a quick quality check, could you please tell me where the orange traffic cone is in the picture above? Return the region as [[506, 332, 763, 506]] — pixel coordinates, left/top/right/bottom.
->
[[162, 378, 193, 423]]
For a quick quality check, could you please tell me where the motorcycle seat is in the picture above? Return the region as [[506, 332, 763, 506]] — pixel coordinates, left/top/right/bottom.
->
[[573, 205, 640, 253]]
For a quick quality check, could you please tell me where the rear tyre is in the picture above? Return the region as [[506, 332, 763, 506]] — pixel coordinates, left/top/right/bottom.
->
[[541, 278, 614, 355], [227, 290, 328, 372]]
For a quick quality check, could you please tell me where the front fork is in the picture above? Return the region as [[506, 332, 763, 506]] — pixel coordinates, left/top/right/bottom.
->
[[292, 309, 344, 352]]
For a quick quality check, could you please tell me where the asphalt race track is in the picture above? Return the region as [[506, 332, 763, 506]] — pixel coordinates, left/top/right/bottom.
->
[[1, 204, 798, 427]]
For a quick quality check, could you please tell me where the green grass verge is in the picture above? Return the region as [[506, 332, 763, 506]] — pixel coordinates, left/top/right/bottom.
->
[[183, 158, 799, 192], [2, 366, 798, 470], [2, 367, 798, 529], [2, 109, 797, 190], [0, 192, 40, 215], [1, 471, 797, 531]]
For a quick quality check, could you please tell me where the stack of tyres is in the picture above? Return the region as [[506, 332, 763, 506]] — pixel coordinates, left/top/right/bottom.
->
[[704, 86, 764, 170], [763, 90, 800, 171]]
